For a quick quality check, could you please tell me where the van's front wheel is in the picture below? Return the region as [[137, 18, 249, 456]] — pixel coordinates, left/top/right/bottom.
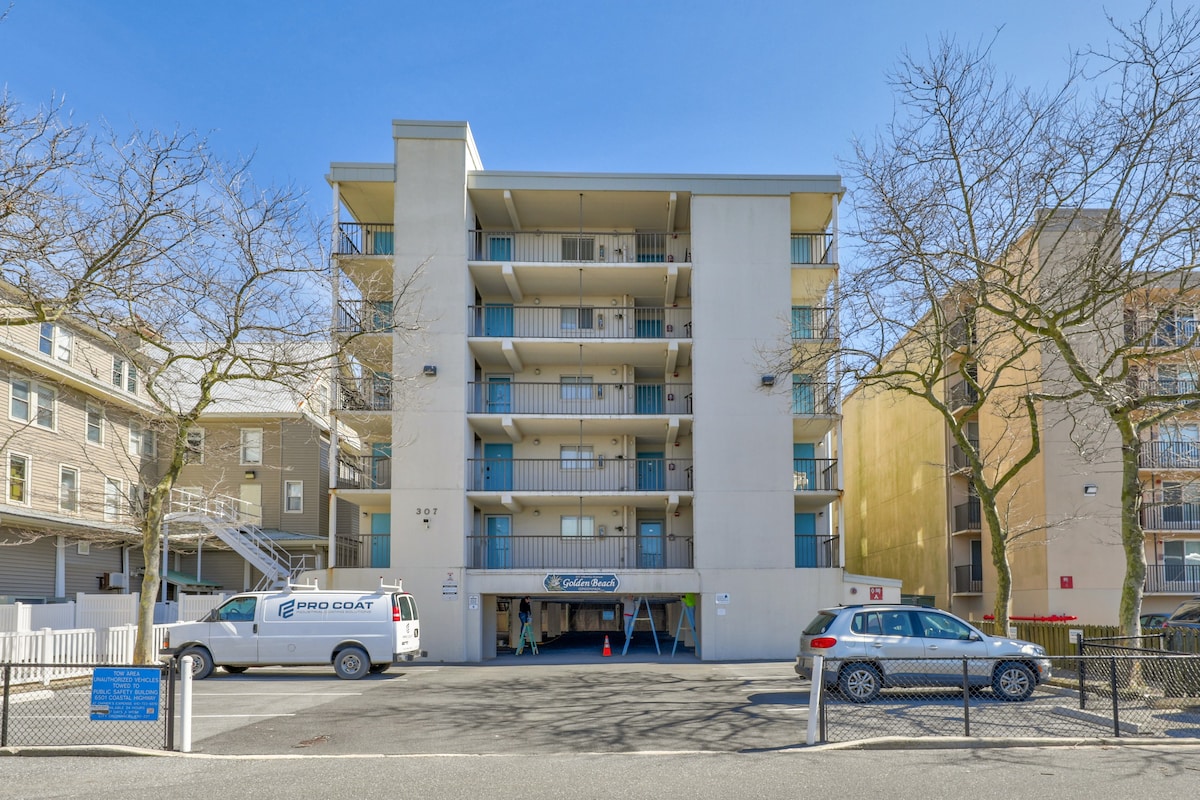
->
[[334, 646, 370, 680], [180, 646, 214, 680]]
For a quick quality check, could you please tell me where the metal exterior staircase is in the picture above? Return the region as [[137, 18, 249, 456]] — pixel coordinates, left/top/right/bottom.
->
[[165, 489, 302, 590]]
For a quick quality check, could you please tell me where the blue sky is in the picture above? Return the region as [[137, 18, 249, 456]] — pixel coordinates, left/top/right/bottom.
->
[[2, 0, 1148, 206]]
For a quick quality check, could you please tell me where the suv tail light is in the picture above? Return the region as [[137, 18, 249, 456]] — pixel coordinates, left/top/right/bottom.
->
[[810, 636, 838, 649]]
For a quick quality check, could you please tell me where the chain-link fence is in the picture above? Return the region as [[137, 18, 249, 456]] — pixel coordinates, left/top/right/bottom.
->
[[813, 654, 1200, 743], [1, 663, 175, 750]]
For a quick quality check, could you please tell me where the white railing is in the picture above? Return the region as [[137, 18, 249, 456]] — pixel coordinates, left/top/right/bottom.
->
[[0, 624, 174, 686]]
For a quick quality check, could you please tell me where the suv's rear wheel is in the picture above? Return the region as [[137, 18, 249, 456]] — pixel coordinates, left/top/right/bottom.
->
[[838, 663, 882, 702], [992, 661, 1035, 701]]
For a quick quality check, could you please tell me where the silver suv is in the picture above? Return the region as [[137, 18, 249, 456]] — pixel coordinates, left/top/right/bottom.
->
[[795, 605, 1051, 702]]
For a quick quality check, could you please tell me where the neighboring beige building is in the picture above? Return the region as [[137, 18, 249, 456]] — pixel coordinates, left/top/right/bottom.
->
[[0, 310, 356, 602], [321, 119, 893, 663], [844, 214, 1194, 625]]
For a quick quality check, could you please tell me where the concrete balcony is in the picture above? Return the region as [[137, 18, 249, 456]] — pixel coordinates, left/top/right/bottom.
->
[[795, 534, 840, 568], [468, 381, 692, 416], [954, 564, 983, 594], [469, 230, 690, 264], [1144, 563, 1200, 594], [790, 233, 835, 265], [335, 222, 394, 256], [336, 454, 391, 490], [468, 305, 692, 339], [792, 458, 838, 492], [953, 499, 981, 534], [467, 457, 693, 493], [1142, 504, 1200, 532], [466, 533, 694, 570], [1140, 440, 1200, 470]]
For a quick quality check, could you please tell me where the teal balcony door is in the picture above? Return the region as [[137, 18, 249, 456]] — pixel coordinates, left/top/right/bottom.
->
[[487, 235, 514, 261], [635, 308, 663, 338], [637, 452, 664, 491], [483, 443, 513, 490], [370, 513, 391, 568], [487, 376, 513, 413], [486, 515, 512, 568], [794, 513, 817, 567], [792, 306, 815, 339], [484, 303, 514, 337], [635, 384, 664, 414], [793, 443, 816, 491], [372, 230, 394, 255], [638, 521, 664, 568], [792, 375, 816, 414]]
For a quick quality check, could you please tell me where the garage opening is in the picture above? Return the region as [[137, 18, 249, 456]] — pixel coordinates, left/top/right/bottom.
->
[[495, 595, 698, 659]]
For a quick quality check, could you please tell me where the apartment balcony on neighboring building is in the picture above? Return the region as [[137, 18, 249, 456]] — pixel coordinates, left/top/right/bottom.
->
[[1140, 440, 1200, 470], [468, 305, 692, 340], [793, 458, 838, 492], [794, 534, 840, 568], [953, 498, 982, 534], [1144, 563, 1200, 594], [337, 299, 396, 335], [946, 315, 977, 352], [336, 372, 392, 412], [1141, 504, 1200, 532], [466, 532, 694, 570], [469, 231, 690, 265], [336, 453, 392, 490], [1124, 314, 1197, 349], [468, 381, 692, 416], [790, 306, 837, 344], [335, 222, 395, 257], [949, 440, 980, 474], [790, 233, 835, 265], [948, 379, 980, 413], [953, 563, 983, 594], [467, 456, 693, 494]]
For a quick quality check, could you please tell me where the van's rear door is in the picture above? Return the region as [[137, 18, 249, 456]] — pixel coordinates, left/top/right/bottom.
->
[[392, 594, 420, 658]]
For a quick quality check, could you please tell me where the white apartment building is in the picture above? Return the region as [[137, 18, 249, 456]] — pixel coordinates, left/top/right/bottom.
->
[[324, 120, 887, 662]]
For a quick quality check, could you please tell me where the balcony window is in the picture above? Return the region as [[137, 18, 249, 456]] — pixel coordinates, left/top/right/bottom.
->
[[560, 375, 595, 400], [560, 307, 594, 330], [560, 446, 595, 470], [1163, 540, 1200, 582], [561, 236, 595, 261], [561, 515, 595, 538]]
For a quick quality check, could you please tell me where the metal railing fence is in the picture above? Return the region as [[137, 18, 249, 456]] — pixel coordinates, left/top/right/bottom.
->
[[467, 457, 694, 493], [469, 230, 691, 264], [811, 654, 1200, 743], [1, 662, 175, 750], [466, 533, 694, 570], [467, 381, 693, 415], [468, 305, 693, 339]]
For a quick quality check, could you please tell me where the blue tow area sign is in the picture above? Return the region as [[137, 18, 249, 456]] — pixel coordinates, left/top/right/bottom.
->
[[90, 668, 161, 721]]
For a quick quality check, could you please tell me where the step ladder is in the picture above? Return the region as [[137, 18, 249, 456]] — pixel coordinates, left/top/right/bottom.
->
[[515, 621, 538, 655]]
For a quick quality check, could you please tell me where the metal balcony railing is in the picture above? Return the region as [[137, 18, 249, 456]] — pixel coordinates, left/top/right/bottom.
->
[[335, 222, 394, 256], [947, 316, 977, 350], [790, 233, 834, 265], [791, 381, 839, 416], [1140, 441, 1200, 470], [468, 305, 692, 339], [1124, 317, 1198, 348], [466, 457, 693, 493], [1144, 564, 1200, 593], [794, 534, 840, 568], [337, 300, 395, 334], [1141, 504, 1200, 532], [336, 374, 392, 412], [949, 440, 980, 472], [1130, 378, 1200, 399], [337, 455, 392, 490], [948, 380, 980, 410], [954, 564, 983, 593], [791, 307, 837, 341], [466, 533, 694, 570], [953, 499, 981, 533], [468, 230, 691, 264], [792, 458, 838, 491], [468, 381, 693, 415]]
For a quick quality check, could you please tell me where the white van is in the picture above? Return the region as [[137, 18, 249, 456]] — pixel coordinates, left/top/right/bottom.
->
[[160, 582, 423, 680]]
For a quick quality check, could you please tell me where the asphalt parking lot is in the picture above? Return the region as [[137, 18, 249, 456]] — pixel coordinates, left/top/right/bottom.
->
[[181, 658, 813, 756]]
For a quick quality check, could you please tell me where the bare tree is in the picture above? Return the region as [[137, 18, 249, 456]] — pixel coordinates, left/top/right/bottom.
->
[[845, 2, 1200, 634]]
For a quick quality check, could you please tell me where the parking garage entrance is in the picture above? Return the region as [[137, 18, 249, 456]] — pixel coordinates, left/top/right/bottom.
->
[[494, 593, 698, 659]]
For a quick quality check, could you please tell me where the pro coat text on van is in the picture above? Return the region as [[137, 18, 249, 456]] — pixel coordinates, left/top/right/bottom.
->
[[160, 582, 423, 680]]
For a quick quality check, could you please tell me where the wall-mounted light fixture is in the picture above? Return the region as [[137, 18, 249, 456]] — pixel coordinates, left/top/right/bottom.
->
[[533, 509, 541, 517], [533, 438, 540, 445], [422, 365, 438, 377], [761, 375, 776, 387], [244, 471, 256, 480], [1083, 484, 1098, 496]]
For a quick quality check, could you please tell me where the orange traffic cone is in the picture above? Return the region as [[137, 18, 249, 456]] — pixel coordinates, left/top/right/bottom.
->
[[602, 635, 612, 657]]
